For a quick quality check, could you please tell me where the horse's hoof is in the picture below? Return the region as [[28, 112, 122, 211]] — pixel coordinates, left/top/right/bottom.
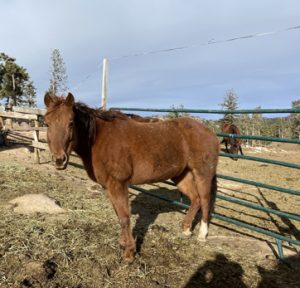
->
[[181, 229, 192, 238], [119, 239, 126, 248], [123, 253, 135, 264], [197, 236, 207, 242]]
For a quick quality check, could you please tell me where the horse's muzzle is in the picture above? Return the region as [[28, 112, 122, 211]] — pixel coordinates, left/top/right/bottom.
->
[[54, 153, 69, 170]]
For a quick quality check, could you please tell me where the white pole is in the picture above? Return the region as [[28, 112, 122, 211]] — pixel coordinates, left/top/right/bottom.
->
[[101, 58, 108, 110]]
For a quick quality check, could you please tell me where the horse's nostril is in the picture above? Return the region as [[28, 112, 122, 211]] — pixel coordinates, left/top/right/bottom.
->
[[55, 158, 63, 166], [54, 154, 68, 169]]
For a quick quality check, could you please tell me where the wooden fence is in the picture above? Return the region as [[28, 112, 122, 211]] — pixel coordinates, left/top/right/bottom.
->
[[0, 106, 48, 163]]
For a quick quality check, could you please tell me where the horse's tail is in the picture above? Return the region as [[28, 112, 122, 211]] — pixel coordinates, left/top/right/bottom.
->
[[209, 174, 217, 218]]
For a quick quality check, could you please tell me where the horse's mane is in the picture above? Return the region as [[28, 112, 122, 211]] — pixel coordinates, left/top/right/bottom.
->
[[73, 103, 130, 149]]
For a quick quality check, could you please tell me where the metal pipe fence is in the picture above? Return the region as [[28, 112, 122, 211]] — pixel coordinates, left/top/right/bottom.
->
[[113, 107, 300, 114], [116, 106, 300, 259]]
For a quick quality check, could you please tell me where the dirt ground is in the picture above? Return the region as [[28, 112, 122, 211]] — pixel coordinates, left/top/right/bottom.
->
[[0, 143, 300, 288]]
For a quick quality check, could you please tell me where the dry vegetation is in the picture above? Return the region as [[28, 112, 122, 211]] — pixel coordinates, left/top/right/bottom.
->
[[0, 143, 300, 288]]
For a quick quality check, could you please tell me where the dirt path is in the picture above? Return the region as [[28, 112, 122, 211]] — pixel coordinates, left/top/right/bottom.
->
[[0, 144, 299, 287]]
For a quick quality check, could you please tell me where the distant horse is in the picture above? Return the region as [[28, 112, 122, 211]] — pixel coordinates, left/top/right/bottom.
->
[[221, 123, 243, 158], [44, 93, 219, 262]]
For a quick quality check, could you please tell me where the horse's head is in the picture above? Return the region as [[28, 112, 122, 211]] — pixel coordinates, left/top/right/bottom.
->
[[44, 92, 76, 170]]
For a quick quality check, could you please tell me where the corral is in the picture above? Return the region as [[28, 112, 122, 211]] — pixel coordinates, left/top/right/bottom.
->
[[0, 106, 299, 287]]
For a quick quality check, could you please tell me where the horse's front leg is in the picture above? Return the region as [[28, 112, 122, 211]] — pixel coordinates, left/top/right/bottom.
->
[[106, 179, 136, 262], [225, 141, 230, 153], [239, 145, 244, 155]]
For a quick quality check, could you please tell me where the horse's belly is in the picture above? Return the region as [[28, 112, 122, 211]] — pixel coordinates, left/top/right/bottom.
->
[[130, 155, 186, 185]]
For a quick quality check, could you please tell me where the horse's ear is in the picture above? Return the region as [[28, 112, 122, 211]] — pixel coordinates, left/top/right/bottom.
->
[[44, 92, 53, 107], [65, 93, 75, 106]]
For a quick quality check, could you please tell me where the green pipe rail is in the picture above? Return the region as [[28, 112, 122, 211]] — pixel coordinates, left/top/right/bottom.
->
[[216, 194, 300, 222], [217, 174, 300, 197], [164, 180, 300, 221], [113, 107, 300, 114], [217, 132, 300, 144], [117, 106, 300, 259], [220, 152, 300, 169], [130, 185, 300, 247]]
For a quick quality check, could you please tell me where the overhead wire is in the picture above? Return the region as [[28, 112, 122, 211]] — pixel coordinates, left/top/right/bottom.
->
[[73, 24, 300, 91]]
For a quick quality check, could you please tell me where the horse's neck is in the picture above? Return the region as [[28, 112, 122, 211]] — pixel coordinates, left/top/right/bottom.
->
[[73, 118, 97, 182], [74, 144, 97, 182]]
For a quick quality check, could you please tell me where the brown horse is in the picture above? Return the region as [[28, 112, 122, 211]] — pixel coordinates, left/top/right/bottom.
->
[[44, 93, 220, 262], [221, 123, 243, 157]]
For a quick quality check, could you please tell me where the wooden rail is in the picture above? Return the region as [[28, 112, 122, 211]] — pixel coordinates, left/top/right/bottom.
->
[[0, 106, 47, 163]]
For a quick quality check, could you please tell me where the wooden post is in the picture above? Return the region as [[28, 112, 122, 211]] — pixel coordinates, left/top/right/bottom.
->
[[101, 58, 108, 110], [33, 120, 40, 164]]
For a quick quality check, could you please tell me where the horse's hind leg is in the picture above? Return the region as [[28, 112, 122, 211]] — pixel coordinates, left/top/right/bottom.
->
[[192, 171, 214, 242], [172, 170, 200, 237]]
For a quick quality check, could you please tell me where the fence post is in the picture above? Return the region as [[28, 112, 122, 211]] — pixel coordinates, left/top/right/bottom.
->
[[101, 58, 108, 110], [33, 120, 40, 164]]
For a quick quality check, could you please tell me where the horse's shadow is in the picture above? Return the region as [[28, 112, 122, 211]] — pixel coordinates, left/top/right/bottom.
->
[[130, 186, 197, 253]]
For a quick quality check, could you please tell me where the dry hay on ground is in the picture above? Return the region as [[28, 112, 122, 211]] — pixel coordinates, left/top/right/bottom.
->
[[0, 145, 300, 287], [7, 194, 66, 215]]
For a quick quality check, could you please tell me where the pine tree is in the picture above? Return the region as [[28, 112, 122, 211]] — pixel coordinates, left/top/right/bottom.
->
[[23, 80, 36, 107], [165, 104, 190, 119], [236, 114, 251, 146], [290, 100, 300, 139], [220, 89, 238, 125], [0, 52, 36, 106], [48, 49, 68, 96], [251, 106, 263, 146]]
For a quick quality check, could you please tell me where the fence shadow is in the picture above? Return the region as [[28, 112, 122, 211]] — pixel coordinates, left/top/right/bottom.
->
[[257, 254, 300, 288], [183, 253, 247, 288], [257, 188, 300, 241]]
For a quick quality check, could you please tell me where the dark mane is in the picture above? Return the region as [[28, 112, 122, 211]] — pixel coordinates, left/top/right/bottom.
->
[[73, 103, 130, 152], [75, 102, 128, 121]]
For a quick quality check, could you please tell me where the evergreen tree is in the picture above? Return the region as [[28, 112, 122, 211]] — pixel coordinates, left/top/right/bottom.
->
[[165, 104, 190, 119], [23, 80, 36, 107], [290, 100, 300, 139], [0, 52, 36, 106], [48, 49, 68, 96], [236, 114, 251, 146], [251, 106, 263, 146], [220, 89, 239, 125]]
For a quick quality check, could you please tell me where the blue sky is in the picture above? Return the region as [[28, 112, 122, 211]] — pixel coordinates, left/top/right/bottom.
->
[[1, 1, 300, 114]]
